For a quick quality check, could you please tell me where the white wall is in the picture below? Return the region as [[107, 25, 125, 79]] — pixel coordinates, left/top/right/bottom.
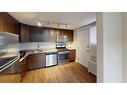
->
[[122, 13, 127, 82], [96, 13, 104, 82], [97, 13, 122, 83]]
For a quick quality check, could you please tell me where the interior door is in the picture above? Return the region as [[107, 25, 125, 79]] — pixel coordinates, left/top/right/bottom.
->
[[76, 29, 89, 68]]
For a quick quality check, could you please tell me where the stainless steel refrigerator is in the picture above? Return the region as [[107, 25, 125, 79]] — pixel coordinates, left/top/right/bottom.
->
[[0, 32, 20, 74]]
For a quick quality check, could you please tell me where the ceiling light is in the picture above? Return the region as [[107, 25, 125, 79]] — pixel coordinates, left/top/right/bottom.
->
[[38, 22, 42, 26]]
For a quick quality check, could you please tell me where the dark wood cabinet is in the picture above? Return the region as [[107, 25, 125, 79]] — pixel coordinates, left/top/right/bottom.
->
[[0, 12, 21, 36], [67, 30, 73, 42], [40, 28, 50, 42], [20, 55, 29, 81], [29, 53, 46, 70], [49, 29, 57, 42], [29, 26, 73, 42], [69, 49, 76, 62], [57, 29, 73, 42], [21, 24, 30, 42], [37, 53, 46, 68], [28, 54, 38, 70], [30, 26, 41, 42]]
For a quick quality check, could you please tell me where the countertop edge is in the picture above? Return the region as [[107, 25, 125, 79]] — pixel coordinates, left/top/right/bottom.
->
[[0, 56, 20, 72]]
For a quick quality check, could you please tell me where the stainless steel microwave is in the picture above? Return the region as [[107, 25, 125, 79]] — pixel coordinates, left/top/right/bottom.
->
[[56, 35, 68, 43]]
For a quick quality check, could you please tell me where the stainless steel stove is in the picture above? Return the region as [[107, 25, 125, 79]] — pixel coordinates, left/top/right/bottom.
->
[[56, 44, 69, 64]]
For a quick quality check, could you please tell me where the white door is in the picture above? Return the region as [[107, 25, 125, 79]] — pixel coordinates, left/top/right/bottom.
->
[[76, 29, 89, 68]]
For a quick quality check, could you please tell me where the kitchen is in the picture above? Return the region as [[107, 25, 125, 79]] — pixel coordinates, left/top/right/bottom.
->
[[0, 12, 96, 83]]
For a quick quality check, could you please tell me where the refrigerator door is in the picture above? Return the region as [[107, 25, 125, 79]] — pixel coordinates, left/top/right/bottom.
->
[[0, 32, 20, 73], [0, 32, 19, 45]]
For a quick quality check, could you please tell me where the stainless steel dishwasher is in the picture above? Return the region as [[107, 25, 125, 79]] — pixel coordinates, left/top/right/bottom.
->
[[46, 52, 57, 67]]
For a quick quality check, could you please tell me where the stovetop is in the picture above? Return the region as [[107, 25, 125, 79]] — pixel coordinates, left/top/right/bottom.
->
[[56, 48, 69, 51]]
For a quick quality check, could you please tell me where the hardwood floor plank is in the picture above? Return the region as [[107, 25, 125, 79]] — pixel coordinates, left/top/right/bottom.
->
[[0, 62, 96, 83], [22, 62, 96, 83], [0, 74, 21, 83]]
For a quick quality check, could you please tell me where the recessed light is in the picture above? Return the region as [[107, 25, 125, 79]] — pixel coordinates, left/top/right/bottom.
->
[[38, 22, 41, 26]]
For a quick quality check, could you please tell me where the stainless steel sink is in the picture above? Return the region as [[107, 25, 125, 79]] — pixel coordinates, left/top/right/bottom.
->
[[33, 49, 43, 54]]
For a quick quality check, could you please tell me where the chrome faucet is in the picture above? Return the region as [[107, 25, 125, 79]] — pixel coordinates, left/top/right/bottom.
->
[[37, 43, 40, 50]]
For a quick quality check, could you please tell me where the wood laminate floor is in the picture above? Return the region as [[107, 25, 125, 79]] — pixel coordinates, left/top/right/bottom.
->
[[23, 62, 96, 83], [0, 74, 21, 83], [0, 62, 96, 83]]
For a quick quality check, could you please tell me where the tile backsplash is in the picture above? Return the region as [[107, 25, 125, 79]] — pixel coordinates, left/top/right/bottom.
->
[[0, 42, 75, 51]]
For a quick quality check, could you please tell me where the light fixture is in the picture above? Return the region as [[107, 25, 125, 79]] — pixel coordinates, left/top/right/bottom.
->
[[38, 20, 69, 29], [38, 22, 42, 26]]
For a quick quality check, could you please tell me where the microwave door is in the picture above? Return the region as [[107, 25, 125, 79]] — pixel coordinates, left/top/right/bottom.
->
[[57, 35, 68, 43]]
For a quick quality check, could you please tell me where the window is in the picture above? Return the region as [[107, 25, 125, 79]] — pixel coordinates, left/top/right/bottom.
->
[[89, 27, 97, 44]]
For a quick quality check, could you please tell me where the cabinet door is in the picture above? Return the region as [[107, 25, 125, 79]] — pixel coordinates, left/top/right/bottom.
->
[[40, 28, 50, 42], [57, 29, 73, 42], [0, 13, 21, 36], [67, 30, 73, 42], [21, 24, 30, 42], [69, 50, 76, 62], [30, 26, 41, 42], [41, 28, 50, 42], [29, 54, 46, 70], [37, 53, 46, 68], [28, 54, 38, 70], [50, 29, 57, 42]]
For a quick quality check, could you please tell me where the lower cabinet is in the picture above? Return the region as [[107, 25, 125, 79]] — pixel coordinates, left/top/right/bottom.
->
[[69, 49, 76, 62], [20, 53, 46, 81], [20, 55, 29, 81], [28, 53, 46, 70]]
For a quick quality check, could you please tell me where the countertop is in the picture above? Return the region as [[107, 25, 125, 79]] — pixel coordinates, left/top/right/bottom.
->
[[19, 48, 76, 62], [0, 48, 76, 72], [19, 48, 58, 62]]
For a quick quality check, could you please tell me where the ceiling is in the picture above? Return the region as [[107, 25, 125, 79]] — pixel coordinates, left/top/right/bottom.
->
[[9, 12, 96, 30]]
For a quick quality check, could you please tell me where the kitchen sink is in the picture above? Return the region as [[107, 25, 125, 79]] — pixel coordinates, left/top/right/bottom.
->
[[33, 49, 43, 53]]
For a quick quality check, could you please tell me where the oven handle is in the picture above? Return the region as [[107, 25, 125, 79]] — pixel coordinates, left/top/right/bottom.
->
[[58, 51, 70, 54]]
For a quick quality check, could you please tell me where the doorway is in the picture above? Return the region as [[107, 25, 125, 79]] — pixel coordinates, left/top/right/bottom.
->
[[75, 26, 97, 78], [76, 29, 89, 68]]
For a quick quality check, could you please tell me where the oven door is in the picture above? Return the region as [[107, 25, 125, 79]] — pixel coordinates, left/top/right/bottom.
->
[[58, 51, 69, 63]]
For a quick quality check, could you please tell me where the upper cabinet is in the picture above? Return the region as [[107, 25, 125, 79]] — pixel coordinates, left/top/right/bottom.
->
[[67, 30, 73, 42], [20, 24, 30, 42], [57, 29, 73, 42], [30, 26, 41, 42], [49, 29, 57, 42], [40, 28, 50, 42], [0, 13, 21, 36], [21, 25, 73, 42]]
